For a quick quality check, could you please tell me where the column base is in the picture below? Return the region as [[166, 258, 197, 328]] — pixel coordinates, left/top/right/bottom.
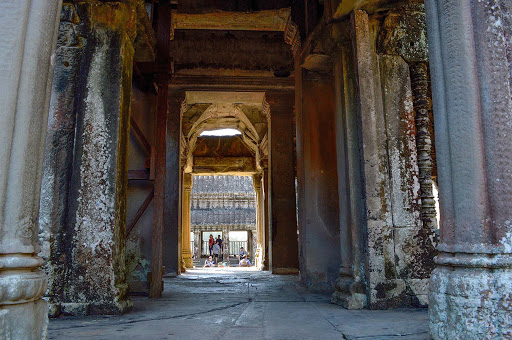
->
[[184, 257, 193, 268], [1, 300, 48, 339], [429, 254, 512, 339], [271, 267, 299, 275], [57, 299, 133, 316], [331, 276, 367, 309]]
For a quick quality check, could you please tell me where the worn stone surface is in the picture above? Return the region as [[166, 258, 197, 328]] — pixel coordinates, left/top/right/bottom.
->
[[41, 1, 138, 316], [426, 0, 512, 338], [297, 74, 341, 292], [266, 90, 300, 274], [47, 269, 429, 340], [331, 8, 436, 309], [39, 6, 86, 315], [0, 0, 62, 337]]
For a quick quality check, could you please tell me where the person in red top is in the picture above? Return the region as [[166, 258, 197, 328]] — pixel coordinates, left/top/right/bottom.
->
[[208, 234, 215, 256]]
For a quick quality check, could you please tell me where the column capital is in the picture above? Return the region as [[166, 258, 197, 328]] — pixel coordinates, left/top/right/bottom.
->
[[183, 173, 193, 190], [252, 174, 262, 190]]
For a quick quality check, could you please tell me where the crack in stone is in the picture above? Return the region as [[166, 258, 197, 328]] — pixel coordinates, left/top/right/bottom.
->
[[50, 301, 249, 330]]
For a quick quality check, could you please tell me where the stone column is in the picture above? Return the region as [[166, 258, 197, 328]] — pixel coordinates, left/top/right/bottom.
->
[[262, 168, 270, 270], [266, 90, 299, 274], [425, 0, 512, 338], [296, 70, 341, 291], [181, 173, 193, 269], [222, 227, 230, 263], [164, 92, 185, 275], [0, 0, 62, 337], [252, 174, 264, 268], [38, 3, 85, 316], [193, 230, 201, 263], [57, 2, 136, 315]]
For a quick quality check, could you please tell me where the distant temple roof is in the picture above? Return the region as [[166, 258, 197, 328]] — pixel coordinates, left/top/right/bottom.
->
[[191, 175, 256, 229], [192, 175, 255, 193]]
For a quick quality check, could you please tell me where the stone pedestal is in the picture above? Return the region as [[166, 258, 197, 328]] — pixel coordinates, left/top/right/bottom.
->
[[0, 0, 62, 336], [181, 173, 193, 268], [266, 91, 299, 274], [426, 0, 512, 338]]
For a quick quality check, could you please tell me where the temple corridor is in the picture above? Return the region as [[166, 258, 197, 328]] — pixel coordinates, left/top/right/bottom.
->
[[1, 0, 511, 338], [48, 269, 428, 340]]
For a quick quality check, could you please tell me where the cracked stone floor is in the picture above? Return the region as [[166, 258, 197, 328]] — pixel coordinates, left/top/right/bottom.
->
[[48, 268, 429, 340]]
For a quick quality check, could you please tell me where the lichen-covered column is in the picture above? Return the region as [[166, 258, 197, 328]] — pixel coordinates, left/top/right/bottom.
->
[[0, 0, 62, 337], [181, 173, 193, 269], [62, 2, 136, 315], [425, 0, 512, 338], [252, 174, 264, 269], [39, 3, 85, 316], [266, 90, 299, 274]]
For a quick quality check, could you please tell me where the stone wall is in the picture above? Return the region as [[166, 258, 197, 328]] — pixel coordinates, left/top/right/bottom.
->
[[295, 4, 436, 308]]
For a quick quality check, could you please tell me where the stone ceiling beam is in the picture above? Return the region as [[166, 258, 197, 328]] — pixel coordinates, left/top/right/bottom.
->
[[169, 75, 295, 91], [185, 91, 265, 107], [171, 8, 291, 33]]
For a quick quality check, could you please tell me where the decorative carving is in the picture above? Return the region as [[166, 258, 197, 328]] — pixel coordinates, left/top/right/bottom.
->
[[284, 17, 301, 56], [377, 5, 429, 63], [410, 63, 437, 230], [0, 255, 47, 305]]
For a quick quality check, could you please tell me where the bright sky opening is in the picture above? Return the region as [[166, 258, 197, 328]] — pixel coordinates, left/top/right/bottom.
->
[[200, 128, 242, 136]]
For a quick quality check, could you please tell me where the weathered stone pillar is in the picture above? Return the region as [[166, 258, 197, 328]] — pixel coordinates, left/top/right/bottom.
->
[[59, 2, 136, 315], [164, 92, 185, 275], [425, 0, 512, 338], [262, 168, 270, 270], [222, 226, 230, 263], [181, 173, 193, 269], [39, 3, 85, 316], [296, 69, 341, 291], [0, 0, 62, 336], [252, 174, 264, 268], [193, 230, 201, 263], [266, 91, 299, 274]]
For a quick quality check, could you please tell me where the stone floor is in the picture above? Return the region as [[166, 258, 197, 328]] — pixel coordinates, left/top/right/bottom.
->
[[48, 268, 429, 340]]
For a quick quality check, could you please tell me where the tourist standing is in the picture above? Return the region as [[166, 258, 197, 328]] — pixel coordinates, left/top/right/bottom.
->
[[216, 234, 223, 260], [212, 241, 221, 264], [208, 234, 215, 256]]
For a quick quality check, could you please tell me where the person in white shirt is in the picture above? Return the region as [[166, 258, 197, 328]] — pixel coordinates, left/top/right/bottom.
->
[[203, 256, 215, 268], [238, 247, 251, 266]]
